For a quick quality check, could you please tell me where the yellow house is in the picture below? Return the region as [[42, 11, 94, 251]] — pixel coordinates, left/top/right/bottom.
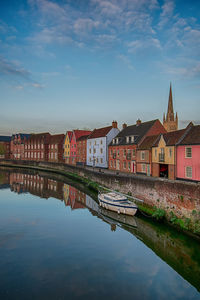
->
[[63, 183, 70, 206], [64, 131, 72, 163], [152, 129, 187, 180]]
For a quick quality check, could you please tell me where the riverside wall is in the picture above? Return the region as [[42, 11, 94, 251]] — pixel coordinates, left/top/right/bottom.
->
[[0, 159, 200, 220]]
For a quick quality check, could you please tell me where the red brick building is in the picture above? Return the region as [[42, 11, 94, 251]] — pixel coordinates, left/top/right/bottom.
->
[[108, 119, 166, 174], [48, 134, 65, 163], [69, 130, 91, 165], [76, 134, 90, 166], [136, 135, 159, 176], [24, 133, 51, 161], [0, 136, 11, 159], [10, 134, 30, 160]]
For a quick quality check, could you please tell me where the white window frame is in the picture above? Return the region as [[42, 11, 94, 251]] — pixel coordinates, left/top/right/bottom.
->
[[185, 147, 192, 158], [185, 166, 192, 178]]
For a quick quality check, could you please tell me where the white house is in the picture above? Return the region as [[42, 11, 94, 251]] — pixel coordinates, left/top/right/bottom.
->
[[86, 121, 119, 168]]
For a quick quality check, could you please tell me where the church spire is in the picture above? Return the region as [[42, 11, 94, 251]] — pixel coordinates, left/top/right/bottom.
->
[[163, 83, 178, 132], [167, 82, 174, 119]]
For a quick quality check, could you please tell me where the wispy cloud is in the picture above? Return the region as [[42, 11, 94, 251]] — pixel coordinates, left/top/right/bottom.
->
[[117, 54, 134, 70], [0, 56, 30, 79]]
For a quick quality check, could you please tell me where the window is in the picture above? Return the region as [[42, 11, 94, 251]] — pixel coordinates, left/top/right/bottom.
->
[[169, 147, 172, 158], [89, 148, 91, 154], [55, 144, 57, 149], [41, 152, 44, 159], [112, 139, 115, 144], [100, 148, 103, 154], [110, 161, 113, 168], [141, 151, 145, 160], [126, 136, 129, 143], [132, 149, 136, 157], [117, 150, 120, 156], [100, 139, 103, 145], [116, 138, 119, 144], [142, 164, 146, 173], [55, 153, 57, 160], [185, 166, 192, 178], [124, 149, 126, 157], [155, 149, 157, 157], [123, 161, 126, 169], [41, 144, 44, 149], [185, 147, 192, 158], [128, 162, 131, 170], [131, 136, 134, 143], [100, 158, 103, 164], [34, 152, 36, 158], [96, 158, 98, 163], [89, 157, 92, 162], [94, 148, 96, 154], [110, 149, 113, 155]]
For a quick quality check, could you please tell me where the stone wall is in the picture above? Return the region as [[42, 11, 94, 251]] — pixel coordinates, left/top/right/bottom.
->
[[1, 159, 200, 220]]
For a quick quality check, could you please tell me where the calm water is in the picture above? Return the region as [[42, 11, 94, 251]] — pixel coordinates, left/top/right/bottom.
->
[[0, 169, 200, 300]]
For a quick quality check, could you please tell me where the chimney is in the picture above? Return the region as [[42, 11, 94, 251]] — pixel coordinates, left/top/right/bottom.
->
[[136, 119, 141, 126], [112, 120, 118, 128], [122, 123, 127, 129]]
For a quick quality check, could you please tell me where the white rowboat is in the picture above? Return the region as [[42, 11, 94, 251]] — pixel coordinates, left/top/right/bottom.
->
[[98, 192, 137, 216]]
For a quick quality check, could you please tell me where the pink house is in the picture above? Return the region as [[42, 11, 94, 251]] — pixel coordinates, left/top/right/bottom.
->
[[177, 125, 200, 182], [70, 130, 91, 165]]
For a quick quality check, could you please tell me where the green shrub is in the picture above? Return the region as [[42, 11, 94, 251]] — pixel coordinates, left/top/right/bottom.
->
[[152, 208, 166, 220]]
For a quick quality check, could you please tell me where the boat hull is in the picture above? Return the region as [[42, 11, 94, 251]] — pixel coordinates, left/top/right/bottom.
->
[[98, 194, 137, 216]]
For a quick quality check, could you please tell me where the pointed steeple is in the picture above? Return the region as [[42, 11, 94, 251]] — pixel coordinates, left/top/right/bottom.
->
[[163, 83, 178, 132], [167, 83, 174, 121]]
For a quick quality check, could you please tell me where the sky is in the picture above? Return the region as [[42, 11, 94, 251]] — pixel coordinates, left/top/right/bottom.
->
[[0, 0, 200, 135]]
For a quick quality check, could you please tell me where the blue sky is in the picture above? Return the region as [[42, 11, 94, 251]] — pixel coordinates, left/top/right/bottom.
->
[[0, 0, 200, 134]]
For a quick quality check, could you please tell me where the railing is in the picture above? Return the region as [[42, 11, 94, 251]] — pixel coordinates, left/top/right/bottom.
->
[[159, 153, 165, 162]]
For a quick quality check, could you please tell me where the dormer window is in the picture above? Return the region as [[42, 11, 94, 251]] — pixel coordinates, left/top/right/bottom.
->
[[116, 138, 119, 144], [112, 139, 115, 144], [131, 136, 135, 142]]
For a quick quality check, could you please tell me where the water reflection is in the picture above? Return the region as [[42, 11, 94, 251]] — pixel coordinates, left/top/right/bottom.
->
[[0, 168, 200, 299]]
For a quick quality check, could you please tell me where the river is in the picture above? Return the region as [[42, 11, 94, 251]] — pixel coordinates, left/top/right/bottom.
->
[[0, 168, 199, 300]]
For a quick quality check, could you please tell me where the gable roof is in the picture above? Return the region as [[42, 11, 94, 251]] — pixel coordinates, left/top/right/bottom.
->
[[178, 125, 200, 145], [111, 119, 158, 146], [138, 135, 160, 150], [77, 134, 90, 142], [0, 136, 11, 142], [66, 131, 73, 141], [88, 126, 113, 139], [153, 128, 187, 147], [73, 130, 92, 141]]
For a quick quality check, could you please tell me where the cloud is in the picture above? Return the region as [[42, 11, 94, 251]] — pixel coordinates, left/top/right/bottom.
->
[[158, 0, 174, 28], [117, 54, 134, 70], [0, 56, 30, 80], [31, 83, 45, 88], [128, 38, 162, 53]]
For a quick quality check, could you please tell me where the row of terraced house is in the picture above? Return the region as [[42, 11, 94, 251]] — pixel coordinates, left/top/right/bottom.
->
[[0, 85, 199, 182]]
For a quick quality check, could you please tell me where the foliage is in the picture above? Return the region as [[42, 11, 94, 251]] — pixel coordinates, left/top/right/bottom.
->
[[152, 207, 166, 220]]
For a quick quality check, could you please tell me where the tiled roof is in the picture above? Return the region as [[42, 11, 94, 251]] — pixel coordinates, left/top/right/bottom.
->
[[67, 131, 73, 141], [153, 128, 188, 147], [178, 125, 200, 145], [73, 130, 92, 140], [77, 134, 90, 142], [112, 120, 158, 146], [138, 135, 159, 150], [88, 126, 113, 139], [49, 134, 65, 144], [0, 136, 11, 142]]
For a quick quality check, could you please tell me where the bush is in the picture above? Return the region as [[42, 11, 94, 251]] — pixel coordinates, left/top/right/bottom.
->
[[152, 208, 166, 220]]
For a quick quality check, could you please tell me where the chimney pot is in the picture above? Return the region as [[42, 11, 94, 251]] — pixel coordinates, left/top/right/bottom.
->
[[112, 121, 118, 128], [136, 119, 141, 126]]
